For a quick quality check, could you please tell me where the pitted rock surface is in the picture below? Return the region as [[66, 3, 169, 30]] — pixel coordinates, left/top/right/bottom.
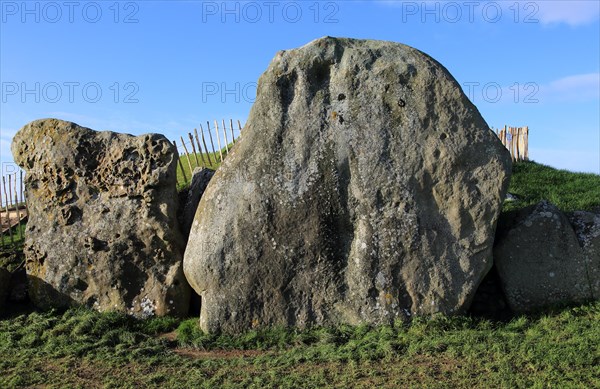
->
[[184, 37, 511, 333], [12, 118, 189, 317]]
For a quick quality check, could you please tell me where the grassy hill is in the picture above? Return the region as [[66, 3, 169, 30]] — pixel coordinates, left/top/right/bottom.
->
[[1, 160, 599, 387], [504, 161, 600, 212]]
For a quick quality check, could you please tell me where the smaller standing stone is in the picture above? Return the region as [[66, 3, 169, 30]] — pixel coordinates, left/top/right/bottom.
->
[[495, 201, 594, 312], [12, 118, 190, 318]]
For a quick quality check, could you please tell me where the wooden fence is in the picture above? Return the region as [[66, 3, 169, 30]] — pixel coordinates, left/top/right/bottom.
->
[[0, 171, 27, 248], [494, 125, 529, 162], [174, 119, 243, 185]]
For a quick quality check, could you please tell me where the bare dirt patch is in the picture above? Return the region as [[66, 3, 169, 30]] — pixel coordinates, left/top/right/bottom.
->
[[159, 331, 274, 359]]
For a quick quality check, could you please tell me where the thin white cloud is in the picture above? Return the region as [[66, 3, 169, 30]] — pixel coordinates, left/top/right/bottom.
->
[[466, 73, 600, 105], [375, 0, 600, 26], [535, 0, 600, 27], [540, 73, 600, 102]]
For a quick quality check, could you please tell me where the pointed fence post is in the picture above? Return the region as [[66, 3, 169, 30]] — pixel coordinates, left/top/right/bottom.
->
[[8, 175, 16, 245], [200, 124, 213, 167], [2, 176, 14, 244], [206, 121, 218, 163], [188, 133, 201, 168], [524, 126, 529, 161], [214, 120, 224, 163], [180, 136, 194, 174], [173, 140, 188, 185], [230, 119, 235, 144], [515, 127, 521, 161], [12, 174, 22, 242], [221, 119, 229, 154], [193, 128, 207, 167]]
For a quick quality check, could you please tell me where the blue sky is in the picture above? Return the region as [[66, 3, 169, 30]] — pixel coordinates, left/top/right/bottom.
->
[[1, 0, 599, 179]]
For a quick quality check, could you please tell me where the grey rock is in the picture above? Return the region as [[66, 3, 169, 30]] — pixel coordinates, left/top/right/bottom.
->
[[569, 209, 600, 299], [495, 201, 595, 312], [184, 37, 511, 333], [12, 118, 190, 318], [178, 167, 215, 239], [0, 267, 10, 312]]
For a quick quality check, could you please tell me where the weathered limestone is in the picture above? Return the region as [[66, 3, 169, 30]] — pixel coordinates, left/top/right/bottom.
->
[[184, 37, 511, 333], [12, 118, 189, 318]]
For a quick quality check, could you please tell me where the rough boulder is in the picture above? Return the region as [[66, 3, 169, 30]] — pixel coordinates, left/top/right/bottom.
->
[[12, 118, 189, 317], [184, 37, 511, 333], [495, 201, 599, 312]]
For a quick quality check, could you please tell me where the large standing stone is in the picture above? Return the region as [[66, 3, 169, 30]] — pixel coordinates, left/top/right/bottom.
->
[[495, 201, 596, 312], [12, 119, 189, 317], [184, 37, 511, 333]]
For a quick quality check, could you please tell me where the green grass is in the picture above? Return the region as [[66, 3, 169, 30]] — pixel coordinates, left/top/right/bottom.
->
[[505, 160, 600, 212], [0, 302, 598, 387], [0, 223, 26, 272], [0, 212, 26, 285], [176, 144, 233, 190], [0, 222, 25, 248], [1, 160, 599, 387]]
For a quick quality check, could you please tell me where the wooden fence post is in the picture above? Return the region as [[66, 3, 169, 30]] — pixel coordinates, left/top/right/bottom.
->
[[188, 133, 201, 168], [8, 175, 16, 244], [206, 121, 218, 163], [20, 171, 26, 241], [221, 119, 229, 154], [193, 128, 207, 167], [2, 176, 14, 244], [518, 126, 522, 161], [509, 126, 513, 160], [230, 119, 235, 144], [173, 140, 188, 184], [214, 120, 224, 163], [20, 170, 26, 213], [12, 173, 22, 242], [180, 136, 194, 174], [200, 124, 213, 166], [524, 126, 529, 161], [515, 127, 521, 161]]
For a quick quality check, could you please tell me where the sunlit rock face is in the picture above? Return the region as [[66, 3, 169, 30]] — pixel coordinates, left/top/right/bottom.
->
[[184, 37, 511, 334], [12, 118, 190, 318]]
